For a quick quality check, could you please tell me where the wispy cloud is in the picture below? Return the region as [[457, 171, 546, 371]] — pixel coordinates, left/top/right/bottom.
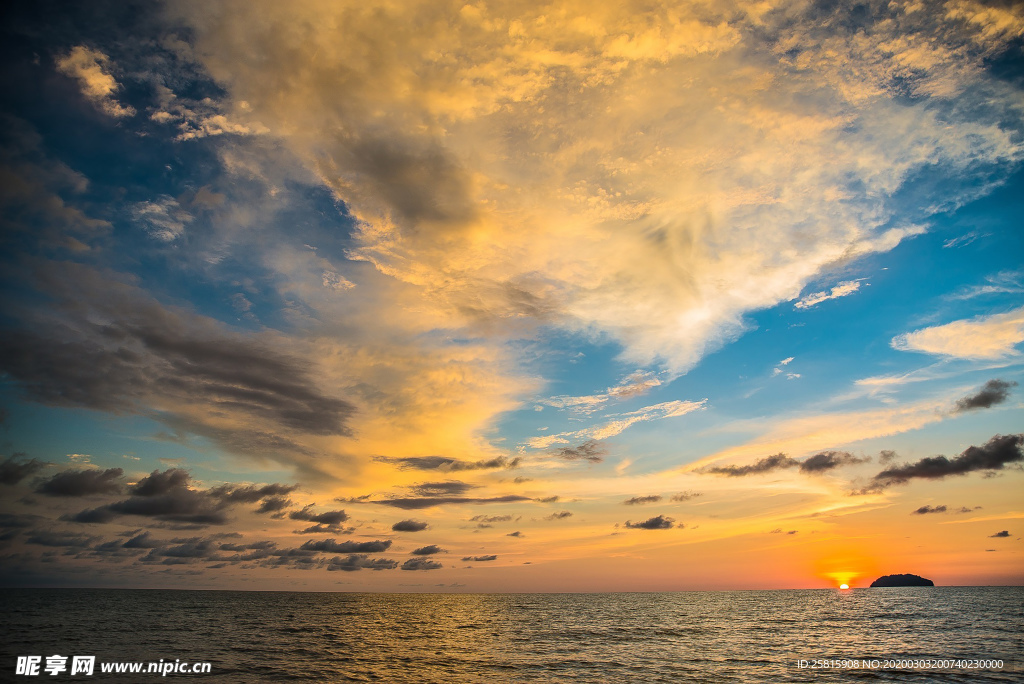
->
[[55, 46, 135, 118], [794, 280, 866, 310], [527, 400, 706, 449], [892, 306, 1024, 359]]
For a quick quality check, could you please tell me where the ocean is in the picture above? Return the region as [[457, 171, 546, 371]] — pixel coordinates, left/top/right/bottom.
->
[[2, 587, 1020, 682]]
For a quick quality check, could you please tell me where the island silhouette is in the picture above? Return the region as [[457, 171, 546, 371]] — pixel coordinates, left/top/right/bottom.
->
[[870, 574, 934, 587]]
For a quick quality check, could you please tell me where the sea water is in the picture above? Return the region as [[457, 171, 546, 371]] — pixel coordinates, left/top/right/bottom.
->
[[2, 587, 1020, 682]]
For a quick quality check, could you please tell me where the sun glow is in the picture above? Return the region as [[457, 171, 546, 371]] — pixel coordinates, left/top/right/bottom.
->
[[839, 584, 850, 590]]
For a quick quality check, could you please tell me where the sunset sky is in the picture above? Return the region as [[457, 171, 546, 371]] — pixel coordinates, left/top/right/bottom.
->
[[1, 0, 1021, 592]]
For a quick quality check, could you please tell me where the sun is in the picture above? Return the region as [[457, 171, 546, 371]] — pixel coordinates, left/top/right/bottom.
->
[[839, 584, 850, 590]]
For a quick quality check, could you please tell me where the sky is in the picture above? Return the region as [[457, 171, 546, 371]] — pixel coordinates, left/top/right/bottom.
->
[[0, 0, 1022, 592]]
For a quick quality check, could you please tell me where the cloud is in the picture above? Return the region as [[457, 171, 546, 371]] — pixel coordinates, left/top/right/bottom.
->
[[954, 379, 1017, 412], [0, 455, 45, 485], [532, 400, 706, 450], [401, 558, 443, 570], [892, 306, 1024, 359], [409, 481, 475, 497], [63, 468, 295, 526], [26, 531, 96, 548], [669, 491, 701, 502], [132, 196, 193, 242], [376, 455, 519, 471], [912, 505, 947, 515], [989, 530, 1010, 538], [623, 495, 662, 505], [798, 451, 870, 472], [300, 539, 392, 554], [461, 555, 497, 562], [132, 469, 192, 497], [868, 433, 1024, 490], [702, 450, 869, 477], [0, 265, 356, 472], [624, 515, 675, 530], [362, 495, 532, 510], [506, 531, 523, 537], [554, 440, 606, 463], [391, 519, 429, 532], [410, 545, 444, 555], [107, 488, 229, 525], [470, 515, 513, 523], [122, 532, 163, 549], [544, 511, 573, 521], [702, 453, 799, 477], [64, 507, 118, 524], [948, 270, 1024, 300], [771, 357, 797, 378], [255, 496, 291, 514], [542, 371, 663, 415], [54, 46, 135, 118], [210, 483, 299, 504], [170, 0, 1024, 378], [288, 505, 349, 526], [326, 555, 399, 572], [35, 468, 124, 497], [794, 280, 865, 309]]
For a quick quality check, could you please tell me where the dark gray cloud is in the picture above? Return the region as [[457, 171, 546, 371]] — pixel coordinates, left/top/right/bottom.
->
[[35, 467, 124, 497], [624, 515, 675, 530], [375, 455, 520, 471], [392, 519, 429, 532], [702, 453, 798, 476], [327, 554, 399, 571], [65, 468, 295, 526], [989, 530, 1010, 538], [554, 440, 605, 463], [879, 450, 897, 465], [63, 506, 118, 524], [705, 450, 869, 476], [363, 495, 531, 509], [954, 379, 1017, 412], [122, 531, 162, 549], [544, 510, 573, 521], [912, 505, 947, 514], [507, 531, 523, 537], [209, 483, 299, 503], [799, 451, 870, 472], [26, 531, 96, 547], [868, 434, 1023, 490], [461, 555, 497, 562], [0, 513, 42, 530], [288, 505, 349, 526], [401, 558, 443, 570], [131, 469, 191, 497], [670, 491, 701, 502], [107, 488, 229, 525], [411, 545, 444, 555], [469, 514, 513, 523], [623, 495, 661, 505], [299, 539, 392, 553], [0, 265, 355, 469], [0, 454, 45, 485], [410, 481, 475, 496], [956, 506, 982, 514], [220, 541, 276, 553], [256, 496, 291, 514], [343, 134, 478, 229]]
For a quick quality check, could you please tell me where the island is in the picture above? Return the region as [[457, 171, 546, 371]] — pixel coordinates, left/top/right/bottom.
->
[[870, 573, 934, 587]]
